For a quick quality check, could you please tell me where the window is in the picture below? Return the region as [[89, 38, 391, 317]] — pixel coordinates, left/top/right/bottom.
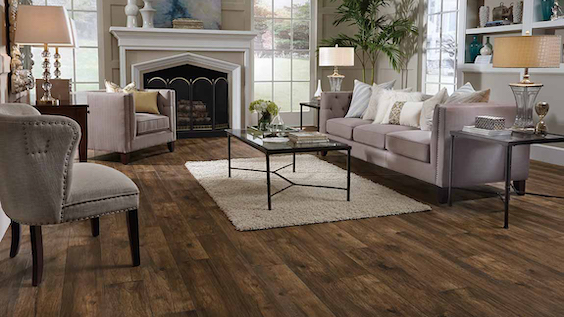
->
[[253, 0, 314, 112], [425, 0, 458, 95], [30, 0, 99, 102]]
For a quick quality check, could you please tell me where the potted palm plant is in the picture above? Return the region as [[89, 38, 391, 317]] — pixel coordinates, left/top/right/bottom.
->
[[321, 0, 418, 84]]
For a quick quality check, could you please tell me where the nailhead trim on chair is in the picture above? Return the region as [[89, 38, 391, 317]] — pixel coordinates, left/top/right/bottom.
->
[[11, 206, 139, 226]]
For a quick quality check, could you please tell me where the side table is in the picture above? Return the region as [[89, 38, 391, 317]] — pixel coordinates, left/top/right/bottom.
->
[[34, 104, 89, 162], [448, 130, 564, 229], [300, 101, 320, 131]]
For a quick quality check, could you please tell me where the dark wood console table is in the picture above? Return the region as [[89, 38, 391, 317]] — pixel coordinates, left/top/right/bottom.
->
[[34, 104, 89, 162]]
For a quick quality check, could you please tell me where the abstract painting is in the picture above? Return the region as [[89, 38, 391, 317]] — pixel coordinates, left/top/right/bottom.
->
[[153, 0, 222, 29]]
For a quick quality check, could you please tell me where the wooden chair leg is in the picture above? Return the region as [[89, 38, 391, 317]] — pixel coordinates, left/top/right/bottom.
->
[[30, 226, 43, 287], [126, 209, 140, 267], [120, 153, 130, 165], [9, 221, 21, 258], [167, 141, 175, 152], [91, 218, 100, 237]]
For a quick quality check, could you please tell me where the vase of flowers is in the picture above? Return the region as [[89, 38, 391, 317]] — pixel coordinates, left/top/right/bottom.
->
[[249, 99, 279, 131]]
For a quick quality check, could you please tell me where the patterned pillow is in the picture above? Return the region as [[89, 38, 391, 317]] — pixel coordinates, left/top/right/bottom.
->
[[387, 101, 424, 128], [377, 90, 424, 124], [345, 79, 395, 118], [445, 82, 490, 104]]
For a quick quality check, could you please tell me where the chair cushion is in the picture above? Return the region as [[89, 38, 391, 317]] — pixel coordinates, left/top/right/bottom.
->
[[136, 113, 170, 135], [63, 163, 139, 222], [326, 118, 372, 140], [353, 124, 416, 149], [386, 130, 432, 163]]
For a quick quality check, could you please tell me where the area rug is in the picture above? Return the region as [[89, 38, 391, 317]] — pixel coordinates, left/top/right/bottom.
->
[[185, 155, 431, 231]]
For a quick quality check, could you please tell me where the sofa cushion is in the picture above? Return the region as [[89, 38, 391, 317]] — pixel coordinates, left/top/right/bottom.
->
[[326, 118, 372, 140], [136, 113, 170, 135], [353, 124, 416, 149], [386, 130, 432, 163]]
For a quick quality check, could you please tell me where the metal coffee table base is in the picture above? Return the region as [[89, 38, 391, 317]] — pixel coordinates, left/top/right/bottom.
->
[[228, 136, 351, 210]]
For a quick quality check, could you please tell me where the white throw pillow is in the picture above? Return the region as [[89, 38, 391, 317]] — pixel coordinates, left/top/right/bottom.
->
[[387, 101, 424, 128], [105, 80, 136, 94], [445, 82, 490, 104], [363, 86, 412, 121], [420, 88, 449, 131], [376, 90, 424, 124], [346, 79, 396, 118]]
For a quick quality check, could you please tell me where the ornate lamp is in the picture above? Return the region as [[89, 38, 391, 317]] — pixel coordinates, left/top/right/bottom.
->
[[15, 5, 74, 105], [493, 35, 562, 132], [319, 45, 355, 92]]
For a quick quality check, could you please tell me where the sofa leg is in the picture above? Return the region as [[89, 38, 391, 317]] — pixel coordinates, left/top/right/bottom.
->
[[513, 180, 526, 196], [120, 153, 130, 165], [437, 187, 449, 204], [320, 151, 327, 157], [167, 141, 175, 153]]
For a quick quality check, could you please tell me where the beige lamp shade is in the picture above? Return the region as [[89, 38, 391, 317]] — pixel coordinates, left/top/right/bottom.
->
[[319, 45, 355, 67], [493, 35, 562, 68], [15, 5, 74, 46]]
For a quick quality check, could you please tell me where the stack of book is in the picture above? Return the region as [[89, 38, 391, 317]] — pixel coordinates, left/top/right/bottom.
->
[[288, 132, 329, 144]]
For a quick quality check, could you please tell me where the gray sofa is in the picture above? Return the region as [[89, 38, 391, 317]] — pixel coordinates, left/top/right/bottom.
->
[[320, 92, 530, 202]]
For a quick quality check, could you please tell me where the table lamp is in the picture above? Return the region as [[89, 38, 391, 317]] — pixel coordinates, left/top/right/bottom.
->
[[493, 35, 562, 132], [319, 45, 355, 92], [15, 5, 74, 105]]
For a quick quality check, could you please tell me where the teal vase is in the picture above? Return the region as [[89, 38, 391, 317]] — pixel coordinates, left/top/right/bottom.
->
[[469, 36, 482, 63], [541, 0, 555, 21]]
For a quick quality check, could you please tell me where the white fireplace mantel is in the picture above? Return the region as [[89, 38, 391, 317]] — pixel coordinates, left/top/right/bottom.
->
[[110, 26, 258, 128]]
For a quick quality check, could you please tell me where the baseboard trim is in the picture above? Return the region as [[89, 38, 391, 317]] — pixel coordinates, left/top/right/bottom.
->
[[531, 144, 564, 166]]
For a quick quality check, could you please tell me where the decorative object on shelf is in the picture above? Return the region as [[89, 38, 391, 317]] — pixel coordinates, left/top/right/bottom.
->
[[8, 0, 35, 95], [493, 35, 562, 131], [485, 20, 511, 27], [140, 0, 156, 28], [249, 99, 280, 131], [319, 45, 355, 92], [313, 79, 323, 101], [514, 1, 524, 23], [542, 0, 555, 21], [475, 115, 506, 130], [479, 6, 490, 27], [480, 37, 493, 56], [125, 0, 139, 27], [152, 0, 221, 29], [551, 0, 564, 20], [469, 36, 482, 63], [462, 125, 512, 136], [172, 18, 204, 29], [14, 5, 74, 105], [492, 2, 510, 21], [36, 79, 71, 104], [535, 102, 549, 134]]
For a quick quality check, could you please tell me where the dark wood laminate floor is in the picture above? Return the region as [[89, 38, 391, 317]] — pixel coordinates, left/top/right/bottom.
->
[[1, 137, 564, 316]]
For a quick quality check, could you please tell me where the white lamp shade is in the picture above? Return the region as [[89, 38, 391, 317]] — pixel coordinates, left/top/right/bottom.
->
[[15, 5, 74, 47], [319, 46, 355, 67]]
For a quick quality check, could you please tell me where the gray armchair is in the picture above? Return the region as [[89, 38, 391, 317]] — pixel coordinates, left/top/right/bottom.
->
[[0, 103, 140, 286], [87, 89, 177, 164]]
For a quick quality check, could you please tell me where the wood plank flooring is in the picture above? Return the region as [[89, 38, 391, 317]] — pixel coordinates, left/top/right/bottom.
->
[[1, 137, 563, 316]]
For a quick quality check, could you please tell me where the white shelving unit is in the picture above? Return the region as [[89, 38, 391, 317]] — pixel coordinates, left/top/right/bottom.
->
[[457, 0, 564, 79]]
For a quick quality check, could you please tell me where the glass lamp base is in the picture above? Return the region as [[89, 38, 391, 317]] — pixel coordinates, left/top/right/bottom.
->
[[328, 75, 344, 92], [509, 84, 543, 131]]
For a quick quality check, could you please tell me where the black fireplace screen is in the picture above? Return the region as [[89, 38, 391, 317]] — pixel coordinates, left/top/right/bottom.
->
[[144, 64, 229, 137]]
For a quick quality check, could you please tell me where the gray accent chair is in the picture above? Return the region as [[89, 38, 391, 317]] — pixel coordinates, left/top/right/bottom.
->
[[0, 103, 140, 287], [87, 89, 177, 164], [320, 92, 530, 203]]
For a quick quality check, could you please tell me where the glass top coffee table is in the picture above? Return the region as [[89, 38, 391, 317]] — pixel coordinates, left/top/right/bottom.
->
[[226, 129, 352, 210]]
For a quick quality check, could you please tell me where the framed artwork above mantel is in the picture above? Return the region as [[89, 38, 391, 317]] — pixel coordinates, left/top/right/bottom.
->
[[152, 0, 222, 29]]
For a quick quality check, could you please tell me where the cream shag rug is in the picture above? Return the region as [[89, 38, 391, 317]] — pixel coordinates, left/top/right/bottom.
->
[[185, 155, 431, 231]]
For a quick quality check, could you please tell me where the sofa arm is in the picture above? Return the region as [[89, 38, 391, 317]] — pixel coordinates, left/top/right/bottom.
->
[[87, 92, 136, 153], [319, 92, 352, 133], [432, 103, 530, 187]]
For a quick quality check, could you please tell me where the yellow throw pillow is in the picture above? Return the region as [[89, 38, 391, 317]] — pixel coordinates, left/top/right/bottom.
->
[[133, 91, 160, 114]]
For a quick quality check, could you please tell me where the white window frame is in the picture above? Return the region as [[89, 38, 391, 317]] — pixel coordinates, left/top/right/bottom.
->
[[423, 0, 459, 94], [252, 0, 317, 118]]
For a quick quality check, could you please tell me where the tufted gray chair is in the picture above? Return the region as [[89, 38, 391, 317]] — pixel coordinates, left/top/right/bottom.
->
[[0, 103, 140, 286]]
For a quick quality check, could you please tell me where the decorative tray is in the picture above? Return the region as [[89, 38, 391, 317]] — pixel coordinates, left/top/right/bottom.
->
[[247, 126, 300, 138]]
